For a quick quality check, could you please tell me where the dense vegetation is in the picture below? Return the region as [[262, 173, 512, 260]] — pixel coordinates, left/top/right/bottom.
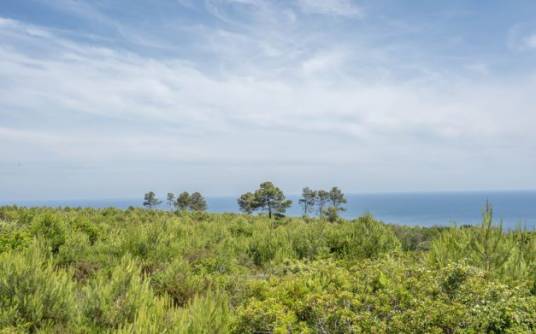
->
[[0, 204, 535, 333]]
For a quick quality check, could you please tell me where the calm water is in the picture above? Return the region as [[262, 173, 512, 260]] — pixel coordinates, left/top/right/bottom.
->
[[3, 191, 536, 229]]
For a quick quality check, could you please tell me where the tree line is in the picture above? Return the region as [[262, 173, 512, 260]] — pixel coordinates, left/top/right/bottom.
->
[[143, 191, 207, 212], [143, 181, 347, 221], [298, 186, 347, 221], [237, 182, 347, 221]]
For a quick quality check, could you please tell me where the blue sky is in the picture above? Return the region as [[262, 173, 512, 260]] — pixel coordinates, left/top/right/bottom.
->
[[1, 0, 536, 200]]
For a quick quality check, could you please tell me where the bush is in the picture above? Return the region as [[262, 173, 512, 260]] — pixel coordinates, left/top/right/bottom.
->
[[0, 206, 534, 333], [325, 215, 400, 260], [233, 258, 536, 333], [0, 222, 30, 253], [0, 247, 79, 332], [151, 258, 201, 307], [176, 292, 232, 333], [428, 204, 536, 282], [82, 257, 155, 330], [31, 214, 66, 254]]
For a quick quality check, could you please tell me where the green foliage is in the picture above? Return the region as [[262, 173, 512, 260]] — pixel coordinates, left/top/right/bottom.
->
[[82, 257, 155, 330], [428, 203, 536, 282], [72, 216, 101, 245], [30, 214, 66, 254], [173, 191, 207, 212], [325, 215, 401, 259], [151, 258, 202, 306], [166, 192, 176, 210], [143, 191, 161, 209], [237, 192, 256, 214], [176, 191, 191, 211], [299, 186, 347, 221], [299, 187, 316, 217], [189, 192, 207, 212], [328, 186, 346, 211], [0, 205, 534, 333], [238, 181, 292, 218], [391, 225, 447, 251], [233, 259, 536, 333], [175, 292, 232, 334], [316, 190, 330, 216], [324, 206, 340, 223], [0, 247, 79, 333], [0, 221, 30, 253]]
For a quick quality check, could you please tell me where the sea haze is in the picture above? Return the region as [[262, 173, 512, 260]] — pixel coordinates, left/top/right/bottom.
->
[[3, 191, 535, 229]]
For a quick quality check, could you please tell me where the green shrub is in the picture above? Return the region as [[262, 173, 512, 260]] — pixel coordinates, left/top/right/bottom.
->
[[72, 217, 101, 245], [234, 258, 536, 333], [391, 225, 447, 251], [0, 247, 78, 332], [151, 258, 201, 307], [82, 257, 154, 330], [176, 292, 232, 334], [115, 296, 179, 334], [325, 215, 400, 260], [0, 206, 534, 333], [247, 226, 291, 266], [429, 204, 536, 282], [0, 222, 30, 253], [31, 214, 66, 254]]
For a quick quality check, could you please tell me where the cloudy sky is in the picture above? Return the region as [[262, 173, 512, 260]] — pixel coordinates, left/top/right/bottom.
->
[[1, 0, 536, 200]]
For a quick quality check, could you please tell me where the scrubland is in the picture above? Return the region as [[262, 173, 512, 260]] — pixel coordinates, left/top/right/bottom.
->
[[0, 206, 535, 333]]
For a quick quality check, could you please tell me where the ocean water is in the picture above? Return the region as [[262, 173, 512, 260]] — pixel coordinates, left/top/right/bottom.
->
[[3, 191, 536, 229]]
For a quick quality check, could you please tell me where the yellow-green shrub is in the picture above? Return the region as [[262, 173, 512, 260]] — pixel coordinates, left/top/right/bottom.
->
[[0, 247, 79, 332]]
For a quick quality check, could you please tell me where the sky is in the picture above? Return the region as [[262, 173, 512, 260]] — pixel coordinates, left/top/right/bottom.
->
[[1, 0, 536, 200]]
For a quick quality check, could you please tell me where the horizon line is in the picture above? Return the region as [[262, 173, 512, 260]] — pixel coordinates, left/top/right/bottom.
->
[[2, 188, 536, 204]]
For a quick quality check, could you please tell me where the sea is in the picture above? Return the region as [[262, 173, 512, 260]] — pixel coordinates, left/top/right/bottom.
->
[[2, 191, 535, 229]]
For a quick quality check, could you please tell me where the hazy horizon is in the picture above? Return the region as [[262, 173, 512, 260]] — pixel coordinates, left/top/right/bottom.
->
[[3, 188, 536, 204], [3, 190, 536, 229], [2, 1, 536, 200]]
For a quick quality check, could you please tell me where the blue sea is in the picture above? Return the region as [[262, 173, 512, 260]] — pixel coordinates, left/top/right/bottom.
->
[[2, 191, 536, 229]]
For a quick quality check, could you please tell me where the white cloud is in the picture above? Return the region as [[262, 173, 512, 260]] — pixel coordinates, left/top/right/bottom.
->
[[1, 20, 532, 149], [0, 17, 16, 26], [297, 0, 362, 17], [0, 13, 535, 199]]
